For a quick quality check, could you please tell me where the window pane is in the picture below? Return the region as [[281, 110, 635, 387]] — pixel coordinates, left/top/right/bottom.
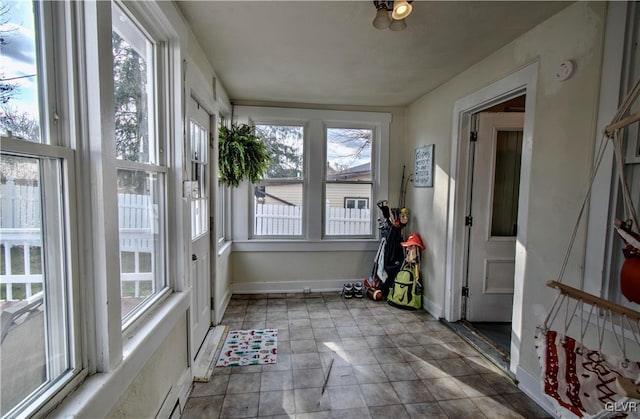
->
[[190, 120, 208, 239], [0, 154, 70, 416], [491, 130, 522, 237], [254, 182, 302, 236], [0, 1, 42, 143], [325, 183, 372, 236], [217, 180, 225, 242], [255, 125, 303, 179], [112, 2, 157, 164], [326, 128, 372, 181], [118, 169, 165, 320]]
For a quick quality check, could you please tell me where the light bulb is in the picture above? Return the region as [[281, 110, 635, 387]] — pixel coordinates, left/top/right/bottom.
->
[[392, 0, 412, 20], [372, 8, 391, 30]]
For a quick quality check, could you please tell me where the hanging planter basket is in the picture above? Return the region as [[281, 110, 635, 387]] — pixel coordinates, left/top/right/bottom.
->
[[218, 123, 270, 187]]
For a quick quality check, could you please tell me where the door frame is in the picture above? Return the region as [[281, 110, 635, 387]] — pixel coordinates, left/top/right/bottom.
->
[[186, 87, 216, 363], [444, 63, 538, 373]]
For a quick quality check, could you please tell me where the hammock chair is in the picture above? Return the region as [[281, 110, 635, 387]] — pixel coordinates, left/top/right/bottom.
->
[[537, 78, 640, 418]]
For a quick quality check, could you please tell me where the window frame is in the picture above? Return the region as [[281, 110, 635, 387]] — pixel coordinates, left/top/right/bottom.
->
[[324, 124, 376, 239], [111, 0, 171, 329], [584, 2, 639, 312], [0, 0, 84, 411], [250, 121, 306, 239], [231, 106, 390, 249], [0, 139, 82, 418]]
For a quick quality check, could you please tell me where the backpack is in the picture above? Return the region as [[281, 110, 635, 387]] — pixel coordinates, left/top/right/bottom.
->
[[387, 262, 422, 310]]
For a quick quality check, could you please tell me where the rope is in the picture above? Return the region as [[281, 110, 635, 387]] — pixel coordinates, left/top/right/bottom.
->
[[556, 132, 610, 284], [543, 292, 565, 330], [612, 130, 640, 232]]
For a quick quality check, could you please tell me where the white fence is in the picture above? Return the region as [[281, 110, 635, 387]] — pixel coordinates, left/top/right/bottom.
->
[[254, 203, 371, 236], [0, 184, 155, 301]]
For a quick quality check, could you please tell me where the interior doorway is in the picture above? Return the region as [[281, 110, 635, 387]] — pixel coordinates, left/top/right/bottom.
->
[[463, 97, 525, 358], [444, 64, 537, 378], [188, 96, 214, 360]]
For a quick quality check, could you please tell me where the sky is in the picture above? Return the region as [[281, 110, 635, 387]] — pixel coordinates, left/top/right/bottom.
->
[[327, 128, 371, 170], [1, 0, 39, 118]]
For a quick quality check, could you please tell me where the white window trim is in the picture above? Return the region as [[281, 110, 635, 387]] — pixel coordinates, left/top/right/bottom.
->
[[584, 1, 632, 299], [231, 106, 390, 251], [323, 123, 377, 239], [81, 0, 187, 372], [0, 1, 86, 415]]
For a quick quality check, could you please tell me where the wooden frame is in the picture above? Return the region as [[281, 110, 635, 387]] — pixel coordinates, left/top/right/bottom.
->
[[547, 280, 640, 322]]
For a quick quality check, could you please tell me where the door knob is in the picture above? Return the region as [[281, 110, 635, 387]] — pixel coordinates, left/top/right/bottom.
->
[[192, 254, 198, 261]]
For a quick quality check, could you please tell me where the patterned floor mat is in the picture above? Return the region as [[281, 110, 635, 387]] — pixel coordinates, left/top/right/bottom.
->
[[215, 329, 277, 367]]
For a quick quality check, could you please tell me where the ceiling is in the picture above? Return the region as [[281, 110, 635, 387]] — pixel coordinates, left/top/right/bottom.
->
[[177, 1, 571, 107]]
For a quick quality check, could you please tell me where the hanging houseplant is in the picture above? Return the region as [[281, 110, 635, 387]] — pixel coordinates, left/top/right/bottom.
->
[[218, 123, 271, 187]]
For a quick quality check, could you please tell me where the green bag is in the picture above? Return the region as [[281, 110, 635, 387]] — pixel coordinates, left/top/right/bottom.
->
[[387, 263, 422, 310]]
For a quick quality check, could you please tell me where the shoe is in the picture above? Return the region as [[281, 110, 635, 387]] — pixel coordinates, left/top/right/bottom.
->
[[354, 281, 364, 298], [342, 283, 354, 299]]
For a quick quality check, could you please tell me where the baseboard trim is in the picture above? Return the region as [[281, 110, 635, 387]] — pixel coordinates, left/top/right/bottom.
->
[[156, 366, 192, 419], [215, 288, 232, 325], [422, 296, 443, 319], [516, 365, 555, 417], [231, 278, 359, 294]]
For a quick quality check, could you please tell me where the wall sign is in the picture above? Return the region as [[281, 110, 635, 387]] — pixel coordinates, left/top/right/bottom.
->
[[414, 145, 434, 187]]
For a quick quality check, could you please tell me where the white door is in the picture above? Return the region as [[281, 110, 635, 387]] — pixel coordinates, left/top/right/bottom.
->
[[188, 98, 213, 358], [466, 112, 524, 322]]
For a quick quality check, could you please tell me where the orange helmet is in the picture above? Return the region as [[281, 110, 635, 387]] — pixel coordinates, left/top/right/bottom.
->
[[401, 232, 425, 251]]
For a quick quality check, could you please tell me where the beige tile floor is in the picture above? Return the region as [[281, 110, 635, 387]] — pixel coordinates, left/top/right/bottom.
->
[[182, 293, 551, 419]]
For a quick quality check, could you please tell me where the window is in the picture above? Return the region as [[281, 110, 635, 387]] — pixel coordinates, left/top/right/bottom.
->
[[0, 2, 79, 416], [190, 119, 208, 239], [585, 3, 640, 313], [325, 128, 373, 236], [216, 115, 229, 244], [344, 197, 369, 209], [112, 2, 168, 323], [234, 106, 390, 244], [253, 124, 304, 237]]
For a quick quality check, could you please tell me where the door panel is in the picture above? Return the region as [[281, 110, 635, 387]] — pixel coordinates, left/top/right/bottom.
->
[[467, 112, 523, 322], [189, 97, 212, 358]]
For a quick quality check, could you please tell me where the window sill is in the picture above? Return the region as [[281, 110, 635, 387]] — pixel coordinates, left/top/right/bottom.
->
[[51, 291, 190, 418], [232, 239, 379, 252]]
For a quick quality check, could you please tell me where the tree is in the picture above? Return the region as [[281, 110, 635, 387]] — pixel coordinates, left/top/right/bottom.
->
[[112, 31, 151, 194], [0, 105, 39, 142], [112, 31, 149, 163], [255, 125, 303, 179], [327, 128, 372, 169]]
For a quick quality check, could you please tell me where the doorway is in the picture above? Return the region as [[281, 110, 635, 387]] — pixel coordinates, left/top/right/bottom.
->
[[188, 96, 214, 360], [464, 102, 524, 357], [444, 63, 537, 376]]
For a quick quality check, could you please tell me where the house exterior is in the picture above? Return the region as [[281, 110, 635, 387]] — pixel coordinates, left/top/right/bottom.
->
[[0, 1, 638, 418]]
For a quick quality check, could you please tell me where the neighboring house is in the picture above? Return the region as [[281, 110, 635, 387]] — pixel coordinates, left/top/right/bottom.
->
[[258, 162, 372, 208], [0, 2, 638, 419]]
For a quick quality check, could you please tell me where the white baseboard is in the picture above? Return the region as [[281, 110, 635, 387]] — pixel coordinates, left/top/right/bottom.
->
[[156, 367, 192, 419], [231, 278, 359, 294], [516, 365, 556, 417], [422, 295, 443, 319], [215, 288, 232, 325]]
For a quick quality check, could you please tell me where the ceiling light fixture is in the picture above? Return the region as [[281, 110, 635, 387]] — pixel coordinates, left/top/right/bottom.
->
[[372, 1, 412, 31]]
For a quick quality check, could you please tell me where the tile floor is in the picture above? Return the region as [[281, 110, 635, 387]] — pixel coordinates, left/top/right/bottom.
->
[[182, 292, 551, 419]]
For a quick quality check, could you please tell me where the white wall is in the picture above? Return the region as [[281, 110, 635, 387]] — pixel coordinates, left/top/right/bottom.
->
[[405, 0, 610, 379], [107, 317, 188, 418], [227, 103, 406, 293]]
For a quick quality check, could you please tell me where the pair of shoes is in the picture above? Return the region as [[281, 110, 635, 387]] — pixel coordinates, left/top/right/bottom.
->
[[342, 283, 354, 299], [354, 281, 364, 298]]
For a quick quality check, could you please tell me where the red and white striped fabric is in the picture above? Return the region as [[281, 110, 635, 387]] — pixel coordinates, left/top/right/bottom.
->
[[535, 329, 640, 418]]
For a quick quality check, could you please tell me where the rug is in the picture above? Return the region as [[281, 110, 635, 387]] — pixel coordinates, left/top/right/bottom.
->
[[215, 329, 277, 367]]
